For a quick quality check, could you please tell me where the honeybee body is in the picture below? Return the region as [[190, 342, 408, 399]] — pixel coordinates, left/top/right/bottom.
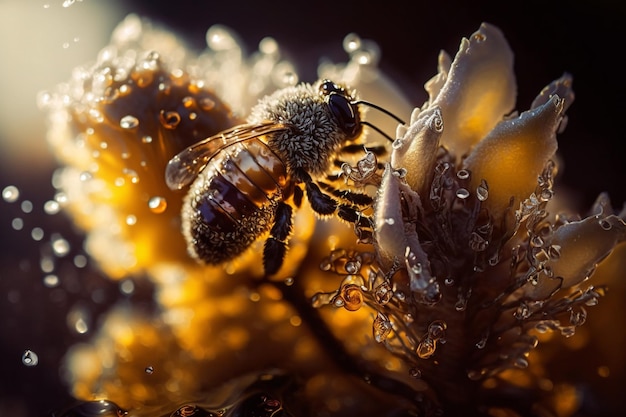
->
[[181, 138, 291, 264], [167, 80, 373, 275]]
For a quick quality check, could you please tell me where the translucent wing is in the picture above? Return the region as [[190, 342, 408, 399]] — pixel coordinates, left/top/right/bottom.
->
[[165, 121, 289, 190]]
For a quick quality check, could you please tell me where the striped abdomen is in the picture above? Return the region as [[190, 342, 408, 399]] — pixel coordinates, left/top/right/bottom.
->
[[182, 138, 289, 264]]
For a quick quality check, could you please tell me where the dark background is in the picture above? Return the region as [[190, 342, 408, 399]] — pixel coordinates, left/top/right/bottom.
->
[[1, 0, 625, 416]]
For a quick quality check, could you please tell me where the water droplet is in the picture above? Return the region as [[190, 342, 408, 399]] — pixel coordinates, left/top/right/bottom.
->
[[340, 284, 363, 311], [284, 277, 294, 286], [120, 279, 135, 295], [62, 0, 75, 7], [539, 188, 553, 202], [43, 274, 60, 288], [409, 368, 421, 378], [319, 259, 332, 271], [141, 135, 153, 144], [455, 188, 470, 199], [476, 180, 489, 201], [52, 236, 70, 257], [343, 33, 362, 53], [374, 281, 393, 305], [515, 302, 531, 320], [125, 214, 137, 226], [457, 169, 470, 180], [73, 254, 87, 268], [44, 200, 60, 215], [427, 320, 447, 340], [19, 200, 32, 214], [373, 312, 392, 343], [79, 171, 93, 182], [11, 218, 23, 231], [159, 110, 181, 129], [199, 98, 215, 111], [22, 349, 38, 366], [476, 333, 488, 349], [2, 185, 20, 202], [416, 337, 436, 359], [259, 36, 279, 55], [120, 115, 139, 129], [344, 260, 361, 274], [570, 308, 587, 326], [530, 235, 544, 248], [145, 365, 154, 374], [514, 357, 529, 368], [31, 227, 44, 241], [599, 218, 612, 230], [148, 196, 167, 214], [206, 25, 238, 50]]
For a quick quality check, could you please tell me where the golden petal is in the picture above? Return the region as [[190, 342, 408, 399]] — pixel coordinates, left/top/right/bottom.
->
[[525, 214, 626, 300], [390, 105, 443, 194], [462, 95, 565, 222], [432, 23, 516, 158]]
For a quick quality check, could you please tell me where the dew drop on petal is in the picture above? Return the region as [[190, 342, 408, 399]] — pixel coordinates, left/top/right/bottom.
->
[[373, 312, 392, 343], [457, 169, 470, 180], [416, 337, 436, 359], [2, 185, 20, 202], [456, 188, 470, 199], [145, 366, 154, 375], [22, 350, 38, 367], [120, 115, 139, 129]]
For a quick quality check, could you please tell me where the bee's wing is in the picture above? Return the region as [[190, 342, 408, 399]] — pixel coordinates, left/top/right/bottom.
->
[[165, 121, 289, 190]]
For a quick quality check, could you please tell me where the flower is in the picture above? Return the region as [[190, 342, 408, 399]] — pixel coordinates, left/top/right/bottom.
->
[[40, 16, 625, 417]]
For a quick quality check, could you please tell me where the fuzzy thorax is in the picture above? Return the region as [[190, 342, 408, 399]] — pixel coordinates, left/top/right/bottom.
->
[[247, 82, 357, 178]]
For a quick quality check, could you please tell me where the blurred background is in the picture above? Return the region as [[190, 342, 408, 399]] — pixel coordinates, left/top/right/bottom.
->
[[1, 0, 624, 416]]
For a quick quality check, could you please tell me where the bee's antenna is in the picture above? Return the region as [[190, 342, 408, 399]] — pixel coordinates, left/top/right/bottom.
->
[[361, 121, 396, 143], [353, 100, 405, 142], [352, 100, 405, 125]]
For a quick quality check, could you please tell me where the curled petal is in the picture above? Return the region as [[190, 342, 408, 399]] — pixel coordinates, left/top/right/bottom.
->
[[374, 165, 413, 270], [462, 95, 565, 222], [525, 214, 626, 300], [391, 106, 443, 194], [432, 23, 516, 158]]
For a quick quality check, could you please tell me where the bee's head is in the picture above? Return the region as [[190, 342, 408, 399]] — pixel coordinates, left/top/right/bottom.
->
[[319, 80, 361, 139]]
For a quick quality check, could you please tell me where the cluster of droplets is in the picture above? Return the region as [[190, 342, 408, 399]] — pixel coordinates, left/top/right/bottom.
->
[[312, 248, 451, 379]]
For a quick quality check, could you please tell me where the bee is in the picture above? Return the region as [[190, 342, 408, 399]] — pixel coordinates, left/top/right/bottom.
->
[[166, 79, 402, 275]]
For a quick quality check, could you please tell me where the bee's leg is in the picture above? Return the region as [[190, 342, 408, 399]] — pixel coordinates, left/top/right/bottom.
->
[[263, 202, 293, 275], [319, 182, 373, 206]]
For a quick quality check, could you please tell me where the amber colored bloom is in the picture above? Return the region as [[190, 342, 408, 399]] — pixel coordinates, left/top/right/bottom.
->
[[41, 17, 625, 417]]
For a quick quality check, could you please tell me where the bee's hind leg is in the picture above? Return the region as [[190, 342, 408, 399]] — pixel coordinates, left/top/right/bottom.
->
[[263, 202, 293, 276]]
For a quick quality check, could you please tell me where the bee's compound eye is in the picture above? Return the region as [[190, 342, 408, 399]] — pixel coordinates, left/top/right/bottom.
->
[[327, 93, 359, 138]]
